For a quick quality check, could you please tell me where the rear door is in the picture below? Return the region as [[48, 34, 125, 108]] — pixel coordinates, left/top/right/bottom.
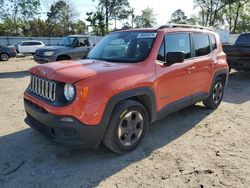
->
[[190, 33, 214, 98], [30, 42, 43, 53], [155, 33, 195, 111], [19, 42, 30, 53]]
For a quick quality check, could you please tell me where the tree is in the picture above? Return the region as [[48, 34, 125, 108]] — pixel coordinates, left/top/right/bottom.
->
[[134, 8, 157, 28], [86, 8, 106, 36], [94, 0, 131, 30], [169, 9, 188, 24], [223, 0, 250, 33], [193, 0, 226, 27], [0, 0, 40, 35], [46, 0, 84, 36]]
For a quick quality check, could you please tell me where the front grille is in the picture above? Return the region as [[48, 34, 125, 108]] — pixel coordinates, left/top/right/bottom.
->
[[29, 75, 56, 102]]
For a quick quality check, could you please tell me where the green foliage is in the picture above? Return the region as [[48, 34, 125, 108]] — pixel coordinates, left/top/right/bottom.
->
[[0, 0, 87, 37], [0, 0, 40, 34], [169, 9, 188, 24], [86, 9, 106, 36], [134, 7, 157, 28], [91, 0, 131, 31], [193, 0, 250, 33]]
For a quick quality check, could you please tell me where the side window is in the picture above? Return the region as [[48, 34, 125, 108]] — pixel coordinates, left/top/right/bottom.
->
[[157, 42, 165, 62], [210, 35, 217, 51], [32, 42, 42, 45], [193, 33, 210, 57], [78, 38, 89, 47], [165, 33, 191, 59], [21, 42, 29, 46]]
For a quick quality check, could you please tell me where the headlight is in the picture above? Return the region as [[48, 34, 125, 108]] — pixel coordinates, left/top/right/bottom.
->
[[64, 83, 75, 101], [44, 51, 54, 56]]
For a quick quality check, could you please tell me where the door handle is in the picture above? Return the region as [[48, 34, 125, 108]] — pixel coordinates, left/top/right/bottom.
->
[[187, 66, 196, 71]]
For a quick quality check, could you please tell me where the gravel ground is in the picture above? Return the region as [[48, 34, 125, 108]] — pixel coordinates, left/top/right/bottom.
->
[[0, 57, 250, 188]]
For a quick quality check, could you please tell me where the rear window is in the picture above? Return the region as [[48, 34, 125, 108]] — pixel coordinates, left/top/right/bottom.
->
[[193, 33, 210, 57], [236, 34, 250, 46]]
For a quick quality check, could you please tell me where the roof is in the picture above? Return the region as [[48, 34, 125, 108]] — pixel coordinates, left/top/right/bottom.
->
[[20, 40, 44, 43]]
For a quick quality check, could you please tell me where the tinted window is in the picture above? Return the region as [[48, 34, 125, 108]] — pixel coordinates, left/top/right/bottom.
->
[[194, 33, 210, 57], [30, 42, 42, 45], [165, 33, 191, 59], [157, 42, 165, 61], [21, 42, 29, 46], [210, 35, 217, 51], [77, 38, 89, 47], [236, 34, 250, 46]]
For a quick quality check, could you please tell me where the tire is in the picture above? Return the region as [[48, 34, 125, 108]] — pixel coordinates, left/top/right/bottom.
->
[[203, 77, 225, 109], [103, 100, 148, 154], [0, 53, 9, 61], [57, 56, 70, 61]]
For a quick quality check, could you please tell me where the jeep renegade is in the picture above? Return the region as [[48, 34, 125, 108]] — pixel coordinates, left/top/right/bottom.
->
[[24, 25, 229, 154]]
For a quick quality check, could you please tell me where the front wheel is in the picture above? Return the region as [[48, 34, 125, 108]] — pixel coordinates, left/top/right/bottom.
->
[[0, 53, 9, 61], [203, 77, 225, 109], [103, 100, 148, 154]]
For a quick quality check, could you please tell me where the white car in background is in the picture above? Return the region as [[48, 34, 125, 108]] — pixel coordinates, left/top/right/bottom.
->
[[15, 40, 45, 54]]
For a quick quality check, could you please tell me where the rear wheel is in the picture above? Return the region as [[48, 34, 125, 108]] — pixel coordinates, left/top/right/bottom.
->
[[103, 100, 148, 154], [0, 53, 9, 61], [203, 77, 225, 109]]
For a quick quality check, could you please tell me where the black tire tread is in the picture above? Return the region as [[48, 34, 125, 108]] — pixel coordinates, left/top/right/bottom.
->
[[0, 53, 9, 61], [203, 77, 224, 109], [103, 100, 148, 154]]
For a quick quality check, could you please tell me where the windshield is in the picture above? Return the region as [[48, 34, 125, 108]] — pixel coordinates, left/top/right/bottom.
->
[[87, 31, 157, 63], [57, 37, 76, 46]]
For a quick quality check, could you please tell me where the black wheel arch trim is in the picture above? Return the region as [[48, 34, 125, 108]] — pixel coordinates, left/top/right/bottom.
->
[[101, 87, 158, 125], [97, 87, 157, 143], [207, 68, 229, 98]]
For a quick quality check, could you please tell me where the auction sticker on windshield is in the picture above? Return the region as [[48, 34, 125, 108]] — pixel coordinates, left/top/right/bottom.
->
[[137, 33, 157, 38]]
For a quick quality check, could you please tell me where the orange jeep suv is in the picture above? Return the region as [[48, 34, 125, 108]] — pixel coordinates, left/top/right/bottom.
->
[[24, 25, 229, 154]]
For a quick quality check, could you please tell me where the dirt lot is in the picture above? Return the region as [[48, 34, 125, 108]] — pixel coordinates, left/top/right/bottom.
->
[[0, 57, 250, 188]]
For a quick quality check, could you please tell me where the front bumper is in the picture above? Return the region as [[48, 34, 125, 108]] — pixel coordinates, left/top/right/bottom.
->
[[24, 99, 105, 149], [33, 54, 55, 63]]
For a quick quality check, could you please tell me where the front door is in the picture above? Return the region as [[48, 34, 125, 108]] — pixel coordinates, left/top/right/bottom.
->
[[155, 33, 195, 111], [72, 37, 90, 59]]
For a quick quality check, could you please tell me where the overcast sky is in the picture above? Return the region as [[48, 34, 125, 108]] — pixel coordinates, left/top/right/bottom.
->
[[41, 0, 195, 27]]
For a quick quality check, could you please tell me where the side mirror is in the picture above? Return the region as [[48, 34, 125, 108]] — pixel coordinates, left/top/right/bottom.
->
[[165, 52, 185, 65]]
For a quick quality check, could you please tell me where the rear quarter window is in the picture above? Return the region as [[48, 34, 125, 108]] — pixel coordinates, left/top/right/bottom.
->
[[193, 33, 210, 57]]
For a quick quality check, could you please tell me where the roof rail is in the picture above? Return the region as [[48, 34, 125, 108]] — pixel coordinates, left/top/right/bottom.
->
[[158, 24, 213, 31]]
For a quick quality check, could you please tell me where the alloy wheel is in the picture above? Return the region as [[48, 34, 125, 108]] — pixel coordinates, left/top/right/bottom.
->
[[118, 111, 144, 146], [212, 82, 223, 104]]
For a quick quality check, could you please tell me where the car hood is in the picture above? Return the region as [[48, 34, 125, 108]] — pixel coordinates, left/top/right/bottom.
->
[[29, 59, 130, 83], [36, 46, 69, 52]]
